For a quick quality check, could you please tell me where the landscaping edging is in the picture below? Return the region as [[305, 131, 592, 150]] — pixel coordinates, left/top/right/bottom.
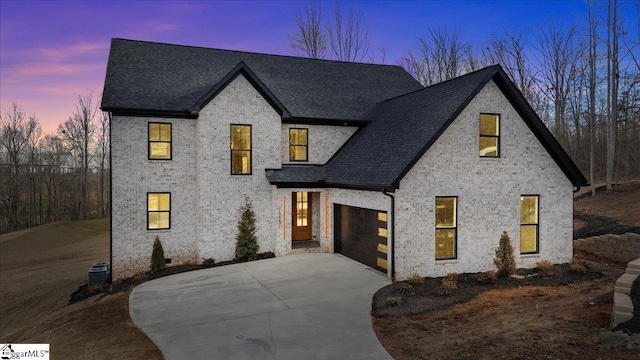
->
[[612, 258, 640, 328], [574, 233, 640, 264]]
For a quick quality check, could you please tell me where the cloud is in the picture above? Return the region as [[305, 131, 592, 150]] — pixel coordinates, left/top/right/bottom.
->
[[33, 43, 110, 62]]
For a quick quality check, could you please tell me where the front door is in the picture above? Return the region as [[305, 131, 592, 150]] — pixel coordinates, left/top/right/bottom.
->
[[292, 192, 312, 241]]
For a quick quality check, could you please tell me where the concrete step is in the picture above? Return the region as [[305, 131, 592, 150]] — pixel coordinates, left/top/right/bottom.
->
[[615, 273, 638, 294], [627, 258, 640, 275], [614, 292, 634, 313]]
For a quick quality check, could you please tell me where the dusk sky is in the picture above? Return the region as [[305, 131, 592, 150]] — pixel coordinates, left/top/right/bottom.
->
[[1, 0, 638, 134]]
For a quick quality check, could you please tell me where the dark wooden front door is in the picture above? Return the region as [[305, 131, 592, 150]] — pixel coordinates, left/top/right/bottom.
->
[[292, 192, 312, 241]]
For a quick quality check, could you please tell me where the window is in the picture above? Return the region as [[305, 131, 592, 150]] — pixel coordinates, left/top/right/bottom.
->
[[289, 128, 308, 161], [520, 195, 539, 254], [148, 193, 170, 230], [479, 114, 500, 157], [435, 197, 457, 260], [149, 123, 171, 160], [295, 191, 309, 226], [231, 125, 251, 174]]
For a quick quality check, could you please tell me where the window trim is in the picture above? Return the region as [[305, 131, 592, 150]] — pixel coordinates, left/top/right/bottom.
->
[[230, 124, 252, 175], [435, 196, 458, 260], [479, 113, 500, 158], [147, 192, 171, 230], [289, 128, 309, 162], [520, 194, 539, 254], [148, 122, 172, 160]]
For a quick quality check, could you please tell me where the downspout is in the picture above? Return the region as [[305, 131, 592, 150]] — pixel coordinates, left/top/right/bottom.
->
[[383, 189, 396, 283], [108, 112, 113, 285]]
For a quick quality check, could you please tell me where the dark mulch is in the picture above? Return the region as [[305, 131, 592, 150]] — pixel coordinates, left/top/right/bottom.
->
[[69, 252, 275, 304], [574, 211, 640, 239], [612, 275, 640, 335], [372, 262, 603, 318]]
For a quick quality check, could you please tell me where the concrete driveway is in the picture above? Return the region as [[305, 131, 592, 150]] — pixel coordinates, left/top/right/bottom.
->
[[129, 253, 392, 360]]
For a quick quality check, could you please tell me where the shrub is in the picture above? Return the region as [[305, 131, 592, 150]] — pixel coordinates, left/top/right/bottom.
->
[[386, 295, 403, 306], [150, 235, 166, 273], [202, 258, 216, 267], [444, 272, 459, 282], [536, 260, 554, 277], [493, 231, 516, 277], [235, 198, 259, 262], [407, 273, 425, 286], [440, 273, 458, 294], [569, 260, 587, 274], [476, 271, 498, 284]]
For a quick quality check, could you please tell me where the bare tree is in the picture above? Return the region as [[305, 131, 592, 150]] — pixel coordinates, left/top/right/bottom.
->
[[402, 28, 470, 86], [587, 1, 599, 196], [606, 0, 620, 190], [0, 103, 39, 232], [534, 22, 582, 145], [485, 32, 539, 104], [95, 111, 110, 218], [39, 134, 67, 222], [327, 3, 370, 62], [289, 2, 327, 59], [58, 93, 97, 220]]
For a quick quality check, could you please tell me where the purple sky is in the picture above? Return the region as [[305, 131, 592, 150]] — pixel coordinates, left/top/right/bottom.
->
[[1, 0, 637, 134]]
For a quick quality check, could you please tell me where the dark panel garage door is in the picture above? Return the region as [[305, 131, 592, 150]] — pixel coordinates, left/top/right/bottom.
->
[[334, 204, 388, 273]]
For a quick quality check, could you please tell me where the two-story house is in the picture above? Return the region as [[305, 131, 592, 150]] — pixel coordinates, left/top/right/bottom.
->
[[101, 39, 587, 281]]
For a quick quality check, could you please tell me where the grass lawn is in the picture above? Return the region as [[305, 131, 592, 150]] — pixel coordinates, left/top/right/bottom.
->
[[0, 218, 162, 359]]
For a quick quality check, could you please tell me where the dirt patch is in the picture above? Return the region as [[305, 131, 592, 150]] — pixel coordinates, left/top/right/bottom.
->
[[574, 181, 640, 238], [373, 258, 640, 359], [0, 219, 162, 360]]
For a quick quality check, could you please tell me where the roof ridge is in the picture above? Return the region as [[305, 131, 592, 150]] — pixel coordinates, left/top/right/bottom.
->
[[376, 65, 501, 104], [111, 38, 407, 69]]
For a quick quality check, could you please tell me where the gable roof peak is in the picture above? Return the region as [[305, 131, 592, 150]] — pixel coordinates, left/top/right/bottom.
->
[[102, 38, 422, 120]]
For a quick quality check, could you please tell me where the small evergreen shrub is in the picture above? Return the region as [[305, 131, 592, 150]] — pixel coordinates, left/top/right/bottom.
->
[[235, 198, 259, 262], [535, 260, 554, 277], [386, 295, 403, 306], [150, 235, 166, 273], [569, 260, 587, 274], [494, 231, 517, 277], [407, 273, 425, 286], [476, 271, 498, 284]]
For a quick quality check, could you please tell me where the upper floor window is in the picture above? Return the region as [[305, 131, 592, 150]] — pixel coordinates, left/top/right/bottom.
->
[[435, 197, 457, 260], [149, 123, 172, 160], [148, 192, 170, 230], [289, 128, 308, 161], [479, 114, 500, 157], [520, 195, 539, 254], [231, 124, 251, 175]]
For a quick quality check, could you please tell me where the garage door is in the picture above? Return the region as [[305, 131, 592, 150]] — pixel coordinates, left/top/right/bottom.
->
[[334, 204, 388, 273]]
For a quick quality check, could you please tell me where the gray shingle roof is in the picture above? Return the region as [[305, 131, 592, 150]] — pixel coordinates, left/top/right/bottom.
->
[[101, 39, 422, 121], [267, 65, 588, 189], [100, 39, 587, 189]]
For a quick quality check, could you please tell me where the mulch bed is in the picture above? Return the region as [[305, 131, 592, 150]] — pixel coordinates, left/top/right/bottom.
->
[[372, 262, 604, 318], [68, 252, 275, 305]]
